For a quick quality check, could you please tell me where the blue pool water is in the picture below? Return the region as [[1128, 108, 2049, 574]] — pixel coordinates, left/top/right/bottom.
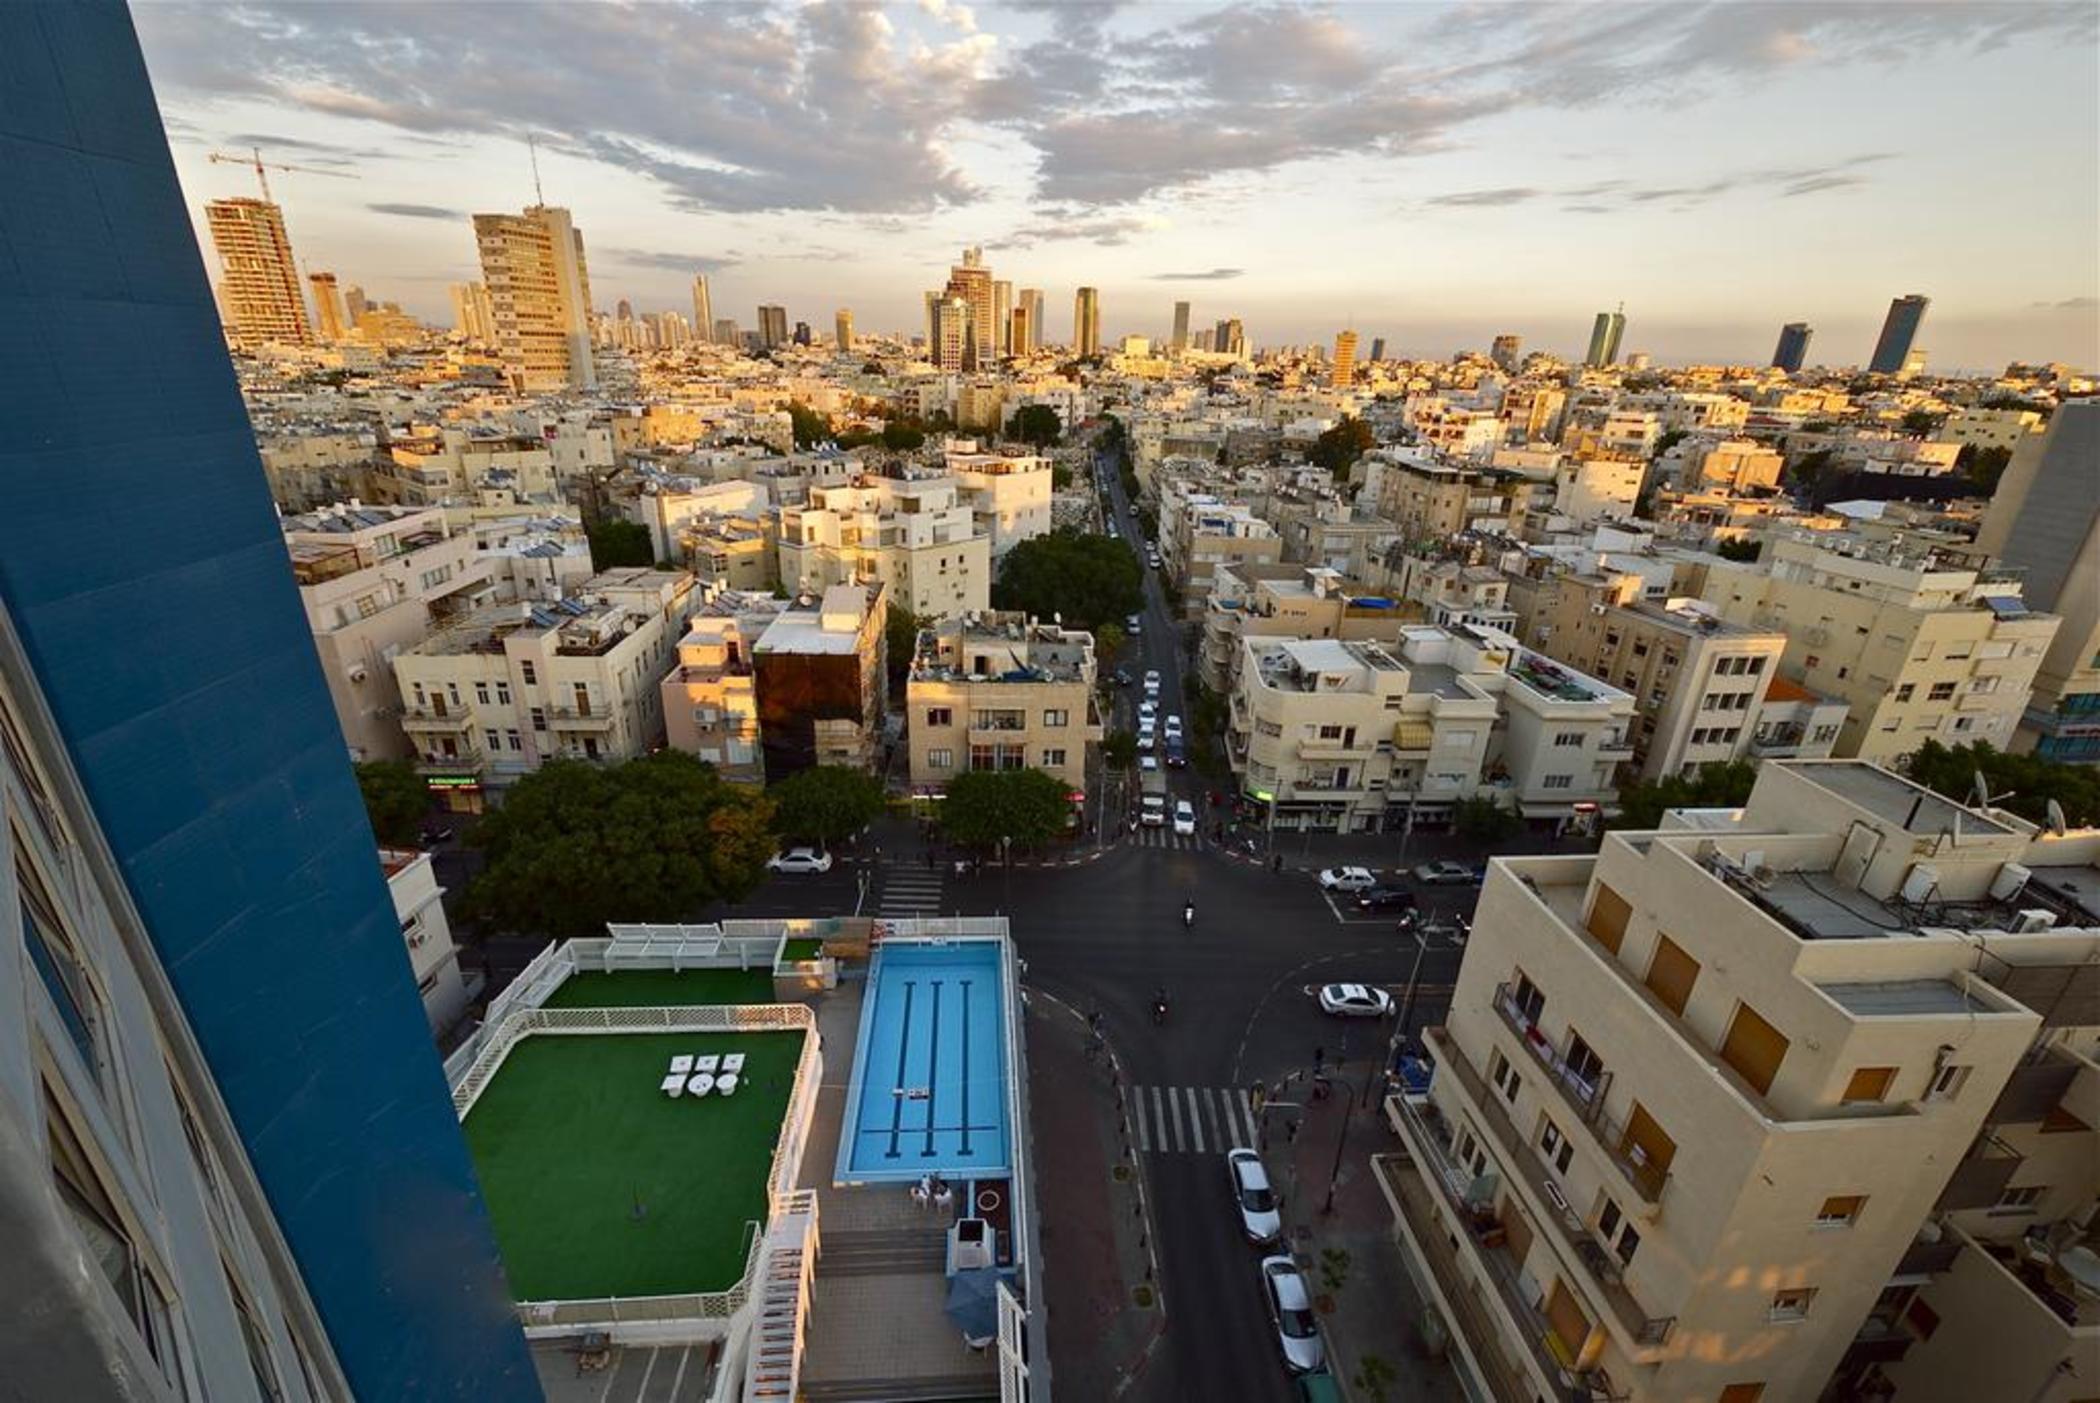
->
[[837, 940, 1011, 1184]]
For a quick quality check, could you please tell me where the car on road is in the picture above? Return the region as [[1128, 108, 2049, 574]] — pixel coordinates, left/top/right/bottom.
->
[[1413, 860, 1482, 886], [420, 822, 455, 846], [1225, 1149, 1281, 1244], [1163, 713, 1184, 739], [1138, 754, 1160, 772], [1138, 699, 1158, 722], [1138, 725, 1156, 752], [1317, 866, 1378, 893], [1172, 799, 1197, 836], [1318, 983, 1394, 1018], [1164, 735, 1187, 769], [1113, 666, 1132, 687], [1259, 1256, 1326, 1374], [1126, 613, 1142, 634], [1351, 885, 1418, 914], [1143, 670, 1161, 697], [766, 847, 834, 874]]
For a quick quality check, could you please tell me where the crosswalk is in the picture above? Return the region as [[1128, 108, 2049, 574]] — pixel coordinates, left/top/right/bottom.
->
[[873, 866, 945, 919], [1130, 1085, 1262, 1155], [1129, 828, 1203, 851]]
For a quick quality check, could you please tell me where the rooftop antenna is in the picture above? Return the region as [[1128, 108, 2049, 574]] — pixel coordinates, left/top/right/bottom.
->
[[528, 132, 545, 207]]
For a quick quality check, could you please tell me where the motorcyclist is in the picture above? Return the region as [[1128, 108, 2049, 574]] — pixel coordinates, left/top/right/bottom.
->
[[1182, 897, 1195, 929], [1151, 986, 1170, 1023]]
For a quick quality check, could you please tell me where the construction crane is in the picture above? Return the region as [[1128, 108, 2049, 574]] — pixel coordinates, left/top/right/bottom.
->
[[206, 146, 360, 203]]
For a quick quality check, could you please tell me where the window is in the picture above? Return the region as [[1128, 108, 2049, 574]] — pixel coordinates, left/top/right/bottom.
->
[[496, 683, 511, 705], [520, 660, 537, 685], [474, 682, 491, 704], [1540, 1121, 1573, 1175], [1597, 1198, 1622, 1241], [926, 707, 954, 727], [1894, 683, 1915, 703], [1842, 1066, 1897, 1104], [1769, 1288, 1816, 1322], [1817, 1195, 1865, 1227], [1614, 1221, 1640, 1266], [47, 1088, 169, 1373], [483, 729, 499, 751], [506, 730, 523, 753], [1746, 656, 1765, 675], [18, 857, 102, 1080], [928, 748, 954, 769], [1043, 709, 1068, 728], [1040, 748, 1067, 768], [530, 707, 546, 731], [1995, 1184, 2045, 1211], [1553, 731, 1586, 747], [222, 1263, 285, 1402], [1805, 654, 1821, 670], [1927, 681, 1956, 701], [1542, 774, 1573, 790]]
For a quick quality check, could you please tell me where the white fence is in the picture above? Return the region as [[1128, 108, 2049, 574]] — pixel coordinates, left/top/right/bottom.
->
[[518, 1225, 764, 1330]]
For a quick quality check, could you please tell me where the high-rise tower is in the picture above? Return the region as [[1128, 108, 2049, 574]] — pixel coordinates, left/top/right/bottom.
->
[[472, 205, 597, 391], [1074, 286, 1101, 357], [1333, 329, 1359, 388], [1585, 306, 1627, 368], [1171, 300, 1191, 353], [691, 273, 714, 344], [836, 308, 855, 353], [204, 196, 312, 346], [1869, 295, 1929, 375], [942, 248, 996, 367], [1772, 322, 1813, 373], [309, 270, 346, 341], [1018, 288, 1044, 353]]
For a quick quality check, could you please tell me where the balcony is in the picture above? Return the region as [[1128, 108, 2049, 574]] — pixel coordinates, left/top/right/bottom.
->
[[1595, 737, 1635, 761], [1298, 737, 1374, 760], [1423, 1028, 1676, 1356], [401, 706, 473, 733], [545, 706, 614, 731]]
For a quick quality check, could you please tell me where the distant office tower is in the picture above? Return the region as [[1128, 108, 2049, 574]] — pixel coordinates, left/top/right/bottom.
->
[[1074, 286, 1101, 356], [472, 204, 596, 391], [1019, 288, 1044, 353], [714, 317, 740, 346], [942, 247, 996, 367], [1772, 321, 1813, 373], [1009, 304, 1031, 356], [1332, 330, 1359, 387], [1491, 333, 1522, 373], [310, 270, 346, 340], [929, 294, 971, 370], [343, 282, 368, 322], [1585, 307, 1626, 367], [1869, 293, 1929, 374], [993, 279, 1013, 356], [691, 273, 713, 344], [1369, 336, 1386, 363], [793, 320, 812, 346], [204, 196, 312, 346], [757, 304, 788, 349], [1215, 317, 1245, 359], [0, 5, 534, 1395], [616, 297, 633, 322], [1194, 328, 1214, 352], [836, 309, 855, 352], [1172, 300, 1191, 352], [447, 280, 494, 342]]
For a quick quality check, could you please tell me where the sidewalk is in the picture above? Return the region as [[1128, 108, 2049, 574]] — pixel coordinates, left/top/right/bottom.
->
[[1270, 1086, 1467, 1403], [1217, 823, 1602, 875], [1026, 994, 1165, 1401]]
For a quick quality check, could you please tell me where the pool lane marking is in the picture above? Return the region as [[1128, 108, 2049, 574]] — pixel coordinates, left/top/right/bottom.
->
[[885, 979, 915, 1160], [923, 980, 943, 1158], [959, 978, 974, 1156]]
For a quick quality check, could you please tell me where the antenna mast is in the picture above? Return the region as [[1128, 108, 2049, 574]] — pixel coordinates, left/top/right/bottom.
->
[[528, 133, 545, 206]]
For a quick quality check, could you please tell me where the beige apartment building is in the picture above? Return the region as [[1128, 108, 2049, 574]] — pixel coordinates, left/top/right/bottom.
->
[[1699, 536, 2060, 764], [1159, 495, 1283, 618], [660, 590, 785, 785], [204, 196, 311, 347], [1375, 453, 1538, 542], [393, 570, 689, 802], [1198, 562, 1412, 694], [284, 503, 491, 762], [678, 513, 779, 594], [908, 613, 1102, 797], [472, 204, 596, 392], [1380, 758, 2100, 1403], [778, 474, 991, 619], [943, 440, 1054, 557]]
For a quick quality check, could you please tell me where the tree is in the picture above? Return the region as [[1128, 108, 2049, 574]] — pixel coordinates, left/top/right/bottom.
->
[[938, 768, 1072, 850], [463, 752, 775, 937], [786, 400, 830, 449], [991, 528, 1143, 632], [1452, 793, 1520, 841], [1309, 416, 1376, 475], [1612, 760, 1758, 831], [1900, 408, 1942, 437], [588, 518, 654, 570], [1103, 730, 1137, 771], [881, 421, 926, 452], [886, 603, 927, 697], [1787, 448, 1836, 495], [770, 765, 887, 844], [1902, 739, 2100, 829], [1653, 428, 1690, 458], [356, 759, 429, 845], [1005, 404, 1062, 447], [1716, 537, 1761, 562], [1958, 443, 2013, 495], [1094, 622, 1126, 663]]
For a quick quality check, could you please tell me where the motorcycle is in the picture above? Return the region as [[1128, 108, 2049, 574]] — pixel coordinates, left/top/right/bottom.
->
[[1150, 994, 1170, 1025], [1182, 902, 1195, 930]]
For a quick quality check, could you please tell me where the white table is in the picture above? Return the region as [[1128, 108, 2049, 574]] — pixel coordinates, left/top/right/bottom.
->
[[660, 1073, 687, 1097], [716, 1072, 739, 1096], [721, 1052, 747, 1073], [686, 1072, 716, 1097], [693, 1054, 721, 1074], [669, 1055, 695, 1075]]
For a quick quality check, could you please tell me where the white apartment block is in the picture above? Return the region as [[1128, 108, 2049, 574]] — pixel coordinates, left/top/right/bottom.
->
[[1700, 536, 2059, 764], [1938, 405, 2046, 454], [284, 503, 492, 762], [1551, 458, 1645, 526], [381, 426, 559, 506], [469, 513, 593, 604], [1199, 562, 1412, 694], [381, 848, 471, 1033], [633, 477, 767, 564], [942, 439, 1054, 557], [1160, 493, 1282, 618], [660, 591, 785, 785], [1379, 758, 2100, 1403], [1481, 630, 1638, 824], [908, 612, 1103, 796], [778, 474, 991, 619], [392, 570, 688, 800]]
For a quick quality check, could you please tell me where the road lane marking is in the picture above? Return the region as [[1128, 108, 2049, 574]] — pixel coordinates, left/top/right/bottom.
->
[[1133, 1087, 1150, 1152], [1167, 1086, 1187, 1152]]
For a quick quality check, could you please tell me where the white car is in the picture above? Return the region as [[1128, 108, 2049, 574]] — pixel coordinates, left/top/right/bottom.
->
[[1226, 1149, 1281, 1244], [1319, 983, 1394, 1018], [1126, 613, 1142, 633], [1317, 866, 1377, 893], [767, 847, 833, 874], [1163, 714, 1184, 739], [1138, 699, 1159, 723], [1138, 726, 1157, 752], [1172, 800, 1197, 836], [1413, 860, 1480, 886], [1143, 670, 1162, 697], [1138, 755, 1161, 772], [1260, 1256, 1326, 1374]]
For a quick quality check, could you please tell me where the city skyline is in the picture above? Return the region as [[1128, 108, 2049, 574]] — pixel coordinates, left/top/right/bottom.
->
[[135, 1, 2097, 369]]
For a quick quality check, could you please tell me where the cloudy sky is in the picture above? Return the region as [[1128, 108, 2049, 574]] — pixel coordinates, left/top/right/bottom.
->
[[136, 0, 2098, 369]]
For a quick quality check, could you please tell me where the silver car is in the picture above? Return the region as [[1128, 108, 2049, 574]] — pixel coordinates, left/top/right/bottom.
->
[[1226, 1149, 1280, 1244], [1260, 1255, 1326, 1373]]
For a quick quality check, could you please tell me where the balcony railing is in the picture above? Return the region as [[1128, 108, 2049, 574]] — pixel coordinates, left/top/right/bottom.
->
[[1424, 1027, 1676, 1353], [546, 706, 614, 730], [401, 707, 473, 732], [1475, 1001, 1667, 1209]]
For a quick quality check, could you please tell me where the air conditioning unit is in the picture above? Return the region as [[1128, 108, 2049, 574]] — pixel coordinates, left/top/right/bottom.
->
[[2010, 909, 2057, 934], [346, 662, 369, 684]]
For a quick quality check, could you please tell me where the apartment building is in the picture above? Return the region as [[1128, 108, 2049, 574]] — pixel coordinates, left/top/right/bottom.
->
[[778, 474, 991, 618], [1376, 453, 1536, 541], [204, 196, 311, 347], [1692, 439, 1785, 492], [943, 439, 1055, 556], [678, 512, 780, 594], [284, 503, 492, 761], [660, 590, 785, 785], [1511, 573, 1823, 781], [1227, 633, 1496, 833], [1485, 633, 1637, 825], [633, 477, 767, 562], [908, 612, 1102, 795], [472, 204, 596, 392], [1699, 536, 2060, 763], [1973, 402, 2100, 761], [1377, 758, 2097, 1403], [1550, 458, 1645, 526], [1939, 405, 2047, 453], [752, 584, 888, 777], [1159, 494, 1283, 617], [393, 570, 689, 802], [470, 512, 594, 604], [382, 847, 472, 1033], [378, 425, 559, 506], [1198, 562, 1410, 693]]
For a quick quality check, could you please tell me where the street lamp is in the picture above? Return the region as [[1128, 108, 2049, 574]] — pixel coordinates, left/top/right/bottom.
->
[[1320, 1078, 1359, 1215], [1362, 920, 1429, 1110]]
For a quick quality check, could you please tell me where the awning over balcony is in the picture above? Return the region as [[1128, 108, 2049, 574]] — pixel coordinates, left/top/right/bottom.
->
[[1393, 719, 1436, 753]]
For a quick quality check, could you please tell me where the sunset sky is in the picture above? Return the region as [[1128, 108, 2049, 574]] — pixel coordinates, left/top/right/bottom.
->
[[135, 0, 2100, 370]]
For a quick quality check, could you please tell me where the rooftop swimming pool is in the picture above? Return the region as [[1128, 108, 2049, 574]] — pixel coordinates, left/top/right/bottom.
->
[[836, 938, 1012, 1185]]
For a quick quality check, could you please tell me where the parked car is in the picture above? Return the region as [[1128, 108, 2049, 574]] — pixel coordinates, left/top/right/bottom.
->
[[1173, 800, 1197, 836], [1317, 866, 1377, 893], [1163, 713, 1184, 739], [767, 847, 833, 874], [419, 823, 455, 846], [1138, 755, 1161, 772], [1413, 860, 1481, 886], [1138, 699, 1158, 723], [1164, 735, 1188, 769], [1138, 726, 1157, 752], [1260, 1256, 1326, 1374], [1126, 613, 1143, 632], [1113, 666, 1133, 687], [1226, 1149, 1281, 1244], [1143, 670, 1162, 697], [1319, 983, 1394, 1018], [1352, 885, 1418, 914]]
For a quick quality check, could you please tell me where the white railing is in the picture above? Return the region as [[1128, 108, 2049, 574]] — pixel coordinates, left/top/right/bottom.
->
[[517, 1224, 763, 1328]]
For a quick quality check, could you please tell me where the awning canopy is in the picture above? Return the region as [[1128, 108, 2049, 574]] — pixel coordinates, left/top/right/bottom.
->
[[1392, 719, 1435, 752]]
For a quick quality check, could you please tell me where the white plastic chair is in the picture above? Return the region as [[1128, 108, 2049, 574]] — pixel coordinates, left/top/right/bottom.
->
[[687, 1072, 715, 1097], [716, 1072, 739, 1096], [660, 1073, 686, 1098]]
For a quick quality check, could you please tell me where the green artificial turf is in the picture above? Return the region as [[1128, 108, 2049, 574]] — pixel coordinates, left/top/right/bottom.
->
[[781, 938, 824, 962], [463, 1030, 803, 1301], [542, 967, 776, 1008]]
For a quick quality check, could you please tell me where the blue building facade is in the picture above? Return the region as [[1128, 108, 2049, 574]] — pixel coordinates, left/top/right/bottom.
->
[[0, 3, 536, 1396], [1772, 321, 1812, 374], [1868, 293, 1929, 374]]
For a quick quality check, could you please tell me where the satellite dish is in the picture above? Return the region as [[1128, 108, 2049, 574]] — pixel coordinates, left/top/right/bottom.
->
[[2047, 799, 2069, 836], [1972, 770, 1991, 806]]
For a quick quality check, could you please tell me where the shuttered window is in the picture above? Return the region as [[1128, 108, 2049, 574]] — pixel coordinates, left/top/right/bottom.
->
[[1586, 883, 1631, 954], [1843, 1066, 1896, 1104], [1619, 1102, 1677, 1192], [1544, 1280, 1593, 1362], [1644, 935, 1699, 1016], [1719, 1004, 1789, 1097]]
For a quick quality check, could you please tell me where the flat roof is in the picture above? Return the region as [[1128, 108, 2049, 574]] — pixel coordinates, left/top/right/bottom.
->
[[1406, 660, 1472, 700], [1820, 980, 1998, 1016], [1788, 761, 2015, 837]]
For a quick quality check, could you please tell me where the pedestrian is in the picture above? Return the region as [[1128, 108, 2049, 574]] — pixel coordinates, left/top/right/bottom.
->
[[1272, 853, 1283, 874], [924, 849, 935, 871], [1313, 1045, 1325, 1072]]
